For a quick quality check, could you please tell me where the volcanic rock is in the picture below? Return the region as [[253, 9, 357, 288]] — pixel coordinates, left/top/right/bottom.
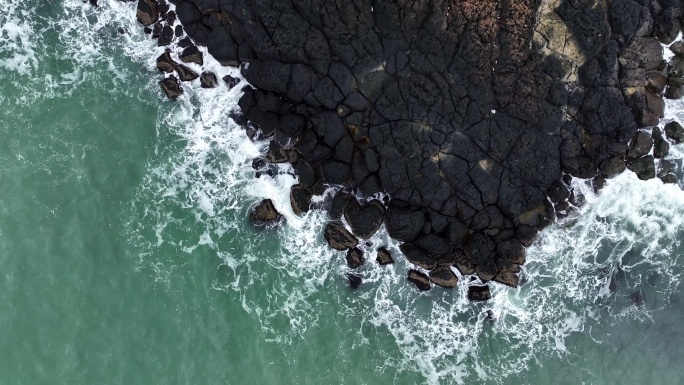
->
[[652, 127, 670, 159], [146, 0, 678, 294], [429, 266, 458, 288], [407, 270, 431, 291], [376, 247, 394, 265], [324, 222, 358, 251], [346, 247, 364, 269], [627, 131, 653, 160], [494, 269, 519, 288], [250, 199, 282, 227], [156, 49, 176, 73], [343, 198, 384, 239], [664, 121, 684, 143], [627, 155, 656, 180], [467, 285, 492, 302], [158, 25, 174, 46], [176, 64, 199, 82], [179, 45, 203, 66], [385, 204, 425, 242], [223, 75, 240, 89], [200, 71, 218, 88], [289, 184, 312, 216], [159, 75, 182, 98], [136, 0, 158, 26], [399, 243, 438, 270]]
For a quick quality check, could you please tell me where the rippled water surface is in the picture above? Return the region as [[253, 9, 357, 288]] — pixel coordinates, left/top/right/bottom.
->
[[1, 1, 683, 384]]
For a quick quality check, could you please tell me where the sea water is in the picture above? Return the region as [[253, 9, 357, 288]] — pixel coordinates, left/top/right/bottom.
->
[[1, 1, 683, 384]]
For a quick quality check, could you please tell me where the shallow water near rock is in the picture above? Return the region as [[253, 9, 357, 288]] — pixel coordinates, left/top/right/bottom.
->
[[1, 1, 684, 384]]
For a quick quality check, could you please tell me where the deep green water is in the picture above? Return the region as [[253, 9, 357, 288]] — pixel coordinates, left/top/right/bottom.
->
[[1, 1, 684, 384]]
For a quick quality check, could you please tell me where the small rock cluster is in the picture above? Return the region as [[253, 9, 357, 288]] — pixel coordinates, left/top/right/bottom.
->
[[135, 0, 240, 98], [132, 0, 684, 300]]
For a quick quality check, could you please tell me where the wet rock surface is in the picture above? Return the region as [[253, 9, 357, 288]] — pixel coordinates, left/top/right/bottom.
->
[[250, 199, 283, 227], [135, 0, 684, 299]]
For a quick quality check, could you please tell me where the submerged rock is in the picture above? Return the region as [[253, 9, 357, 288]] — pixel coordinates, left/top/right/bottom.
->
[[347, 274, 362, 289], [250, 199, 283, 227]]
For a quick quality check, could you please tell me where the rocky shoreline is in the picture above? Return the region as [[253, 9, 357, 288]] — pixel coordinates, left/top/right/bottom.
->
[[133, 0, 684, 299]]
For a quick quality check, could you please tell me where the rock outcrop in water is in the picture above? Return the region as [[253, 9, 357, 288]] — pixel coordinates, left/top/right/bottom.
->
[[135, 0, 684, 297]]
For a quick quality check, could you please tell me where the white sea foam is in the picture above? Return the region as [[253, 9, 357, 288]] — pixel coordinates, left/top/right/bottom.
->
[[35, 1, 684, 383]]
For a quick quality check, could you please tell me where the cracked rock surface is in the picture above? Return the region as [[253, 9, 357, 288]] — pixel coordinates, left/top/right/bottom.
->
[[142, 0, 684, 295]]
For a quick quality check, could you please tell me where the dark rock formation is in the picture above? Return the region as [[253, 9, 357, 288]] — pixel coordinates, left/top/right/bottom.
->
[[652, 127, 670, 159], [627, 131, 653, 160], [627, 155, 656, 180], [665, 121, 684, 143], [324, 222, 358, 251], [223, 75, 240, 89], [344, 198, 384, 239], [156, 49, 176, 73], [289, 184, 312, 216], [136, 0, 158, 26], [180, 45, 203, 66], [134, 0, 683, 298], [399, 243, 437, 270], [200, 71, 218, 88], [467, 285, 492, 301], [407, 270, 431, 291], [429, 266, 458, 288], [159, 75, 182, 98], [250, 199, 282, 227], [376, 247, 394, 265], [346, 247, 365, 269], [176, 64, 199, 82]]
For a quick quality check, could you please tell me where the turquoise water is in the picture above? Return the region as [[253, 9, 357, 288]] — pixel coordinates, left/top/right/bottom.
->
[[1, 1, 684, 384]]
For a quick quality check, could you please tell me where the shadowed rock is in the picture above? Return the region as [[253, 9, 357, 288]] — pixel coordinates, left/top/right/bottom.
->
[[176, 64, 199, 82]]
